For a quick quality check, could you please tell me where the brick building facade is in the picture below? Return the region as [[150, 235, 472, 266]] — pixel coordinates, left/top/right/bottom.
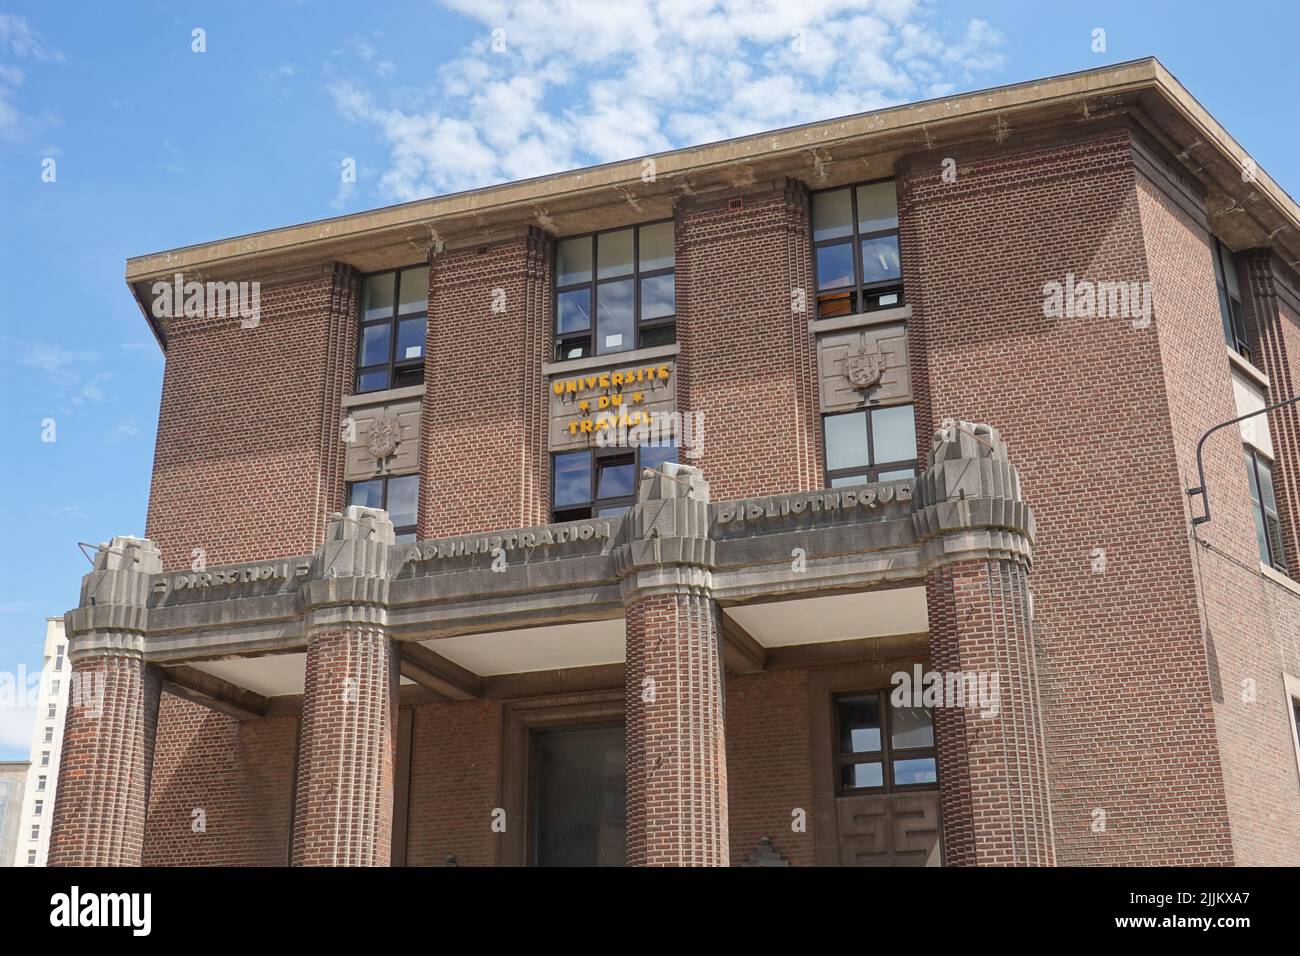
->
[[48, 59, 1300, 867]]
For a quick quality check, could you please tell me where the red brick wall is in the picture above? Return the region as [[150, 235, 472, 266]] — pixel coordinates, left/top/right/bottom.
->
[[419, 232, 550, 538], [144, 266, 356, 570], [900, 127, 1234, 864], [403, 698, 502, 866], [676, 181, 821, 499], [724, 667, 816, 866], [144, 696, 297, 866]]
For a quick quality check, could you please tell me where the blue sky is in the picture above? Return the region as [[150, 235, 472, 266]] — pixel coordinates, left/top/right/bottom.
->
[[0, 0, 1296, 757]]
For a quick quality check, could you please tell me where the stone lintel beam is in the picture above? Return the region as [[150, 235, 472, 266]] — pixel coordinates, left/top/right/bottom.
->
[[162, 664, 270, 720], [397, 642, 482, 700]]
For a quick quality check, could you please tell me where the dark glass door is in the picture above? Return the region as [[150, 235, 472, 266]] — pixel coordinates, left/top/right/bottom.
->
[[530, 724, 626, 867]]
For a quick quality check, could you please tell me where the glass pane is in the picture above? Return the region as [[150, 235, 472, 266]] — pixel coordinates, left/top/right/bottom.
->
[[553, 451, 591, 508], [860, 235, 901, 284], [876, 467, 916, 482], [1244, 450, 1261, 506], [1257, 458, 1279, 512], [596, 279, 635, 354], [639, 323, 675, 348], [557, 237, 592, 286], [596, 505, 629, 518], [557, 288, 592, 334], [840, 761, 883, 789], [893, 757, 937, 786], [829, 473, 866, 488], [640, 443, 677, 474], [348, 479, 384, 510], [532, 726, 626, 867], [386, 475, 419, 528], [558, 339, 589, 361], [812, 188, 852, 241], [871, 405, 916, 464], [639, 221, 674, 271], [398, 266, 429, 314], [837, 694, 881, 753], [890, 706, 934, 748], [640, 273, 675, 320], [357, 368, 389, 393], [597, 229, 634, 279], [816, 288, 855, 318], [396, 317, 425, 362], [1220, 246, 1241, 299], [596, 459, 635, 500], [360, 322, 392, 367], [856, 181, 899, 232], [824, 412, 869, 472], [815, 242, 854, 290], [362, 272, 395, 320], [393, 365, 423, 388], [395, 530, 417, 545]]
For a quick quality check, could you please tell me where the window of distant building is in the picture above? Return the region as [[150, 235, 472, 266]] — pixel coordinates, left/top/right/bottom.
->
[[37, 775, 46, 792], [40, 751, 49, 768], [33, 800, 42, 816], [357, 266, 429, 393], [833, 691, 937, 793], [43, 727, 52, 743], [46, 703, 56, 719], [54, 645, 64, 672], [811, 181, 903, 318], [26, 850, 36, 865], [30, 825, 38, 841], [1245, 448, 1287, 573], [347, 474, 419, 544], [551, 445, 677, 522], [554, 222, 675, 361], [822, 404, 917, 487], [1212, 237, 1249, 361]]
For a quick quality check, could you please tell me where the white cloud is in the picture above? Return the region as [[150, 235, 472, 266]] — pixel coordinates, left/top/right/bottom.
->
[[331, 0, 1004, 201], [0, 14, 64, 140]]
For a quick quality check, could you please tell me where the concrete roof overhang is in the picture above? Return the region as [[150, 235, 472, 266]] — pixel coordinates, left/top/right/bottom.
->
[[123, 57, 1300, 349]]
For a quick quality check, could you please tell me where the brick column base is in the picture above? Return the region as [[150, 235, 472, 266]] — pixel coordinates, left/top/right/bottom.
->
[[927, 558, 1054, 866], [624, 590, 729, 866], [291, 627, 398, 866], [48, 654, 163, 866]]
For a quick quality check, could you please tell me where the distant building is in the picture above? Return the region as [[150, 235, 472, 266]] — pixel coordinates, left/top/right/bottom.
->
[[0, 761, 29, 867], [12, 619, 68, 866]]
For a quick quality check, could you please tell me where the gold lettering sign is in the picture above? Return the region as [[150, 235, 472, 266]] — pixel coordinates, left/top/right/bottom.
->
[[552, 364, 671, 436]]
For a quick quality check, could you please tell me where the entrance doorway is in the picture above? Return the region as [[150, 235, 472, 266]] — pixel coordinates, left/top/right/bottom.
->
[[529, 724, 626, 866]]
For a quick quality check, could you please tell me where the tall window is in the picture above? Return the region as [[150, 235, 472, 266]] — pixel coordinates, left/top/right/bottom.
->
[[1213, 238, 1249, 361], [39, 751, 49, 767], [357, 265, 429, 393], [42, 727, 52, 743], [812, 180, 902, 318], [551, 445, 677, 522], [834, 691, 937, 793], [823, 404, 916, 486], [54, 645, 64, 672], [554, 222, 675, 361], [348, 474, 420, 544], [1245, 448, 1287, 572]]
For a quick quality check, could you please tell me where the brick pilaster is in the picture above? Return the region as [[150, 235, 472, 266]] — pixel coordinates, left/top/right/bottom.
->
[[49, 535, 164, 866], [926, 557, 1054, 865], [291, 505, 397, 866], [291, 624, 398, 866], [624, 589, 728, 866]]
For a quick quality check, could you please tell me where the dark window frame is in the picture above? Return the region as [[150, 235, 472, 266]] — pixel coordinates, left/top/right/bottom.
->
[[553, 221, 676, 361], [1245, 446, 1288, 573], [356, 264, 429, 394], [347, 474, 420, 544], [811, 178, 904, 319], [832, 689, 937, 795], [550, 444, 678, 522], [822, 404, 917, 487], [1213, 237, 1250, 362]]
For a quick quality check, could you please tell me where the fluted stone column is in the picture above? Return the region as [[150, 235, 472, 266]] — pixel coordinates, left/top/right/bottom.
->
[[291, 506, 398, 867], [48, 536, 164, 867], [914, 421, 1054, 866], [618, 464, 728, 866]]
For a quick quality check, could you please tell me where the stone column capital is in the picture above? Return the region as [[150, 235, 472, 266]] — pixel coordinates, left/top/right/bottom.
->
[[64, 535, 161, 661], [616, 463, 715, 602], [912, 420, 1036, 572], [302, 506, 393, 634]]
